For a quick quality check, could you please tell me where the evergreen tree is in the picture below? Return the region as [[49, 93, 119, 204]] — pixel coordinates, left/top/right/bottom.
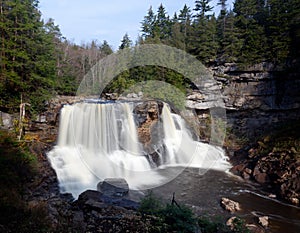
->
[[233, 0, 268, 64], [119, 33, 132, 50], [179, 4, 192, 34], [154, 4, 171, 41], [100, 40, 113, 56], [216, 0, 228, 47], [194, 0, 213, 21], [265, 0, 294, 64], [173, 12, 178, 22], [217, 0, 227, 14], [0, 0, 57, 112], [141, 6, 156, 39], [170, 19, 186, 50], [289, 0, 300, 59], [178, 4, 192, 51], [190, 0, 217, 63], [218, 11, 242, 62]]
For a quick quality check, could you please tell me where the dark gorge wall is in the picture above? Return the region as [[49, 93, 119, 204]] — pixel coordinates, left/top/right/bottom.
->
[[187, 62, 300, 141]]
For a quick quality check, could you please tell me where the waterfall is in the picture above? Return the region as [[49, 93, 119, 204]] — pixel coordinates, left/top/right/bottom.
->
[[48, 101, 231, 198]]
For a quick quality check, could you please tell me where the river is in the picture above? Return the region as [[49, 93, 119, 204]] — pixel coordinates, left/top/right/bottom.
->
[[149, 167, 300, 233]]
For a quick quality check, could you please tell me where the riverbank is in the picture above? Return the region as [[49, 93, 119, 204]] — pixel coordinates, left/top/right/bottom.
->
[[229, 120, 300, 206]]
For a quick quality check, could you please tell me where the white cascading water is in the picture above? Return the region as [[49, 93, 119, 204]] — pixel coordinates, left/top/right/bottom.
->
[[47, 101, 231, 198]]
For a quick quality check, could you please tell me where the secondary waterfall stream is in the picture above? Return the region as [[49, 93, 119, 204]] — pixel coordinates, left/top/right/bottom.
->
[[48, 101, 230, 197]]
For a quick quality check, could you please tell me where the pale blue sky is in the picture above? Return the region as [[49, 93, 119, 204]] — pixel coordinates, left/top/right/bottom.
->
[[39, 0, 233, 50]]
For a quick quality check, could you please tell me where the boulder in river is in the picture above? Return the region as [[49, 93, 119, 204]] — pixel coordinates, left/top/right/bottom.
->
[[258, 216, 269, 228], [221, 197, 241, 213], [97, 178, 129, 197]]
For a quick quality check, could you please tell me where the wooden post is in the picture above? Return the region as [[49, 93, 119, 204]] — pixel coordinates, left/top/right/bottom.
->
[[18, 95, 31, 140]]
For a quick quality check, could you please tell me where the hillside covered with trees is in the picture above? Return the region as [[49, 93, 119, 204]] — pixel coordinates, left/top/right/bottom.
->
[[1, 0, 299, 113], [140, 0, 300, 65], [0, 0, 113, 113]]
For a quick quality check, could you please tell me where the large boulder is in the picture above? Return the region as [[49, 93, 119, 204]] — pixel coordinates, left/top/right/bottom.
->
[[0, 111, 13, 129], [97, 178, 129, 197], [77, 190, 139, 210]]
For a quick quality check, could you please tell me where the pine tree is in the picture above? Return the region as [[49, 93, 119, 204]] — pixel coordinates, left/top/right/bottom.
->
[[216, 0, 227, 46], [119, 33, 132, 50], [100, 40, 113, 56], [194, 0, 213, 21], [0, 0, 57, 112], [178, 4, 192, 51], [190, 0, 217, 63], [154, 4, 171, 41], [218, 11, 242, 62], [265, 0, 294, 64], [170, 19, 185, 50], [289, 0, 300, 59], [141, 6, 156, 39], [233, 0, 268, 64]]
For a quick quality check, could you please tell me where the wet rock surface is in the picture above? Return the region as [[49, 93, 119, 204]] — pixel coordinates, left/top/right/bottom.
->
[[221, 198, 241, 213], [97, 178, 129, 197]]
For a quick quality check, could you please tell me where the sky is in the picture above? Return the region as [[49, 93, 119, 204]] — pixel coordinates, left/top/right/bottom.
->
[[39, 0, 233, 51]]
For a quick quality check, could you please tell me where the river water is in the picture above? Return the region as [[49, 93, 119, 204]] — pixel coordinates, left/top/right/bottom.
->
[[150, 167, 300, 233]]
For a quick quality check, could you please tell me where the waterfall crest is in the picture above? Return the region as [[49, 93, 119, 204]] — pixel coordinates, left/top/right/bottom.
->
[[48, 101, 231, 197]]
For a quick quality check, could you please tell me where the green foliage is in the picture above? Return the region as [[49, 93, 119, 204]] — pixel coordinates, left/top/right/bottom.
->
[[139, 192, 164, 215], [119, 33, 133, 50], [217, 11, 242, 62], [233, 0, 268, 64], [0, 0, 57, 112], [198, 216, 229, 233], [139, 192, 197, 233], [139, 0, 300, 66], [265, 0, 294, 64], [198, 216, 250, 233], [161, 203, 197, 233], [104, 65, 190, 110], [194, 0, 213, 20], [0, 0, 115, 113], [0, 131, 37, 188], [189, 14, 219, 64], [1, 0, 299, 114], [139, 193, 251, 233], [0, 130, 52, 232]]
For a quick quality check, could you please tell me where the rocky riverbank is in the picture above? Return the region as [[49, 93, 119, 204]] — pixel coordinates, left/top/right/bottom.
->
[[230, 120, 300, 206]]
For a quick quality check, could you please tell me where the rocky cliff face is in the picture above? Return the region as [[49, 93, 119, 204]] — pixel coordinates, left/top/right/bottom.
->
[[184, 63, 300, 206], [186, 62, 300, 141]]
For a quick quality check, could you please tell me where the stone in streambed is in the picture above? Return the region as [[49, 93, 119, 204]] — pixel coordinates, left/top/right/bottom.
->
[[221, 197, 241, 213], [258, 216, 269, 228], [97, 178, 129, 197]]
